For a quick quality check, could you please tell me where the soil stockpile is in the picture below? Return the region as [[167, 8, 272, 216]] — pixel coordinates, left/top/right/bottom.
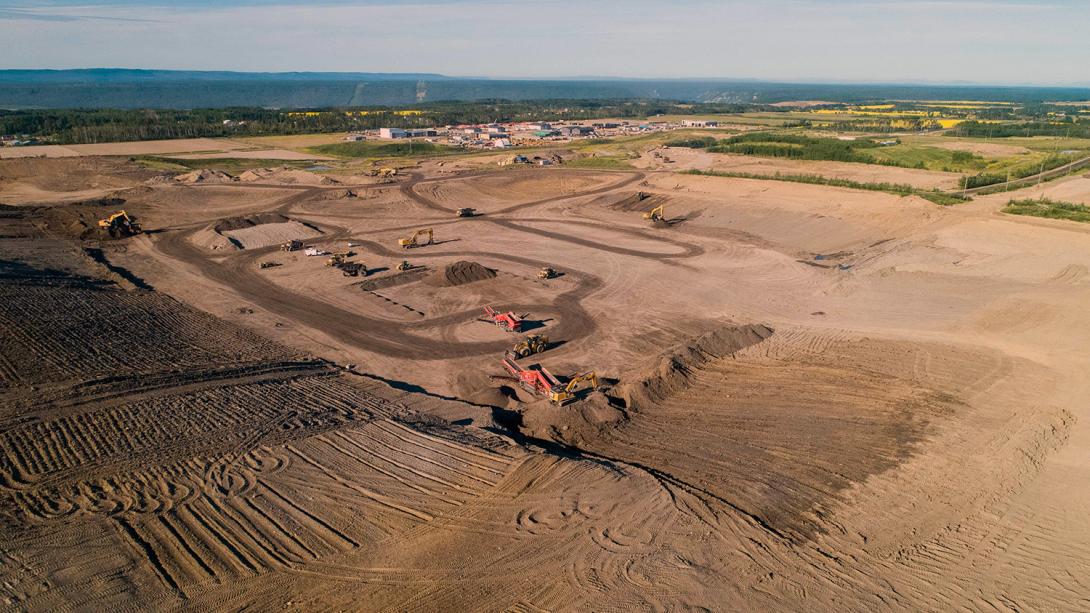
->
[[358, 267, 428, 291], [174, 169, 237, 184], [427, 261, 496, 287], [620, 323, 774, 410]]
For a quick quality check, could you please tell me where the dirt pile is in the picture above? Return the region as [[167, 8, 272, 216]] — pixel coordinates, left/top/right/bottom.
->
[[620, 323, 774, 411], [427, 261, 496, 287], [209, 213, 322, 250], [212, 213, 291, 233], [609, 191, 667, 212], [174, 169, 237, 184], [238, 167, 341, 185], [314, 188, 359, 200]]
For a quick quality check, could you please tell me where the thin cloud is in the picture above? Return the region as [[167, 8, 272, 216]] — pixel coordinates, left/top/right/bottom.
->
[[0, 6, 159, 21]]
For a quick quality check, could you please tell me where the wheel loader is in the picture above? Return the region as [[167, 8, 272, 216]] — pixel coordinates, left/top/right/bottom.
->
[[512, 334, 549, 358]]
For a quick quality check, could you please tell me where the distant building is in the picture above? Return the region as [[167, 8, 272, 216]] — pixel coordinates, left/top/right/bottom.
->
[[534, 130, 559, 138], [682, 120, 719, 128], [492, 138, 512, 148], [527, 122, 552, 131], [592, 122, 620, 129], [559, 126, 595, 137], [379, 128, 407, 139]]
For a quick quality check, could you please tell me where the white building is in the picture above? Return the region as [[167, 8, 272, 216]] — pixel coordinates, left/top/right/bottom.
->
[[379, 128, 408, 139], [682, 120, 719, 128]]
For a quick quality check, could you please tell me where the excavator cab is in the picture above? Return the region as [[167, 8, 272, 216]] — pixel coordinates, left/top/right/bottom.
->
[[398, 228, 434, 249], [97, 210, 141, 238], [643, 204, 665, 222], [549, 372, 599, 406]]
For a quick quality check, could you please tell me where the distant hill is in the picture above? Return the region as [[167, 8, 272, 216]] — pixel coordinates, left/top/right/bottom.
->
[[2, 70, 1088, 109]]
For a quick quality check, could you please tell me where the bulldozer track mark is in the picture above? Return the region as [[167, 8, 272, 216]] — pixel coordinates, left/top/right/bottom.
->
[[285, 444, 435, 522], [312, 433, 464, 505], [327, 430, 479, 495], [114, 516, 185, 596], [256, 480, 359, 549]]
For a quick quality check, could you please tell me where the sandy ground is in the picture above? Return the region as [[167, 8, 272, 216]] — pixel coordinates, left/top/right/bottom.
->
[[171, 149, 334, 161], [637, 146, 965, 189], [0, 138, 329, 161], [2, 155, 1090, 611]]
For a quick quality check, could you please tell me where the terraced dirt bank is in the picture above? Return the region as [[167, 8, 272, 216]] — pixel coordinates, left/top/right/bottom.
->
[[3, 155, 1090, 611]]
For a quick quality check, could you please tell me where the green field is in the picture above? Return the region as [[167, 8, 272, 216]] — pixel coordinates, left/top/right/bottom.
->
[[862, 144, 986, 172], [308, 141, 457, 159], [1003, 198, 1090, 223]]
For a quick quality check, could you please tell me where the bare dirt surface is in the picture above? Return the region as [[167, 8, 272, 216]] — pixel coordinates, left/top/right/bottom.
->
[[637, 145, 965, 189], [2, 154, 1090, 611]]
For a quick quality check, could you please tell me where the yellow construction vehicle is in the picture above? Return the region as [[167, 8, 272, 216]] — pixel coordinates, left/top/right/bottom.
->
[[512, 335, 549, 359], [538, 267, 558, 280], [643, 204, 665, 222], [397, 260, 413, 271], [549, 371, 599, 406], [97, 210, 141, 237], [280, 239, 303, 252], [325, 253, 347, 267], [398, 228, 434, 249], [379, 167, 397, 178]]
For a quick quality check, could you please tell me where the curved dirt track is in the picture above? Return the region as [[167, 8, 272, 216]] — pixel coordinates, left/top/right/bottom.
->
[[150, 169, 676, 360]]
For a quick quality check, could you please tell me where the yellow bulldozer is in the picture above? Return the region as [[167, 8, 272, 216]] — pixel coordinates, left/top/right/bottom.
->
[[549, 371, 599, 406], [97, 210, 141, 238], [398, 228, 434, 249], [512, 334, 549, 359], [643, 204, 665, 222]]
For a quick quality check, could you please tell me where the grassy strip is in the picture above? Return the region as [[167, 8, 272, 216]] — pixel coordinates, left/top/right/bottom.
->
[[681, 169, 969, 206], [1003, 198, 1090, 223], [135, 156, 314, 173], [308, 141, 456, 158]]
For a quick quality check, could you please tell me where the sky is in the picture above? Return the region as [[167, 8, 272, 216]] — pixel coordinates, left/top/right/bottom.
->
[[1, 0, 1088, 86]]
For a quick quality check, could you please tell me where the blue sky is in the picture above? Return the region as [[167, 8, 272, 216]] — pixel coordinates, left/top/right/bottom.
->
[[1, 0, 1087, 85]]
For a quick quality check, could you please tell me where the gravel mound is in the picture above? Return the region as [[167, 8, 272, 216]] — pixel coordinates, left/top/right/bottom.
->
[[428, 261, 496, 287]]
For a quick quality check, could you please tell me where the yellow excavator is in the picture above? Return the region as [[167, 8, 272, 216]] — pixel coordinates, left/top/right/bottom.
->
[[538, 267, 558, 280], [398, 228, 434, 249], [643, 204, 665, 222], [549, 371, 599, 406], [97, 210, 141, 237], [512, 334, 549, 359]]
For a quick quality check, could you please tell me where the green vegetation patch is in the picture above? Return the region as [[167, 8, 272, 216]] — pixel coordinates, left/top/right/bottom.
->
[[135, 156, 314, 173], [682, 169, 969, 206], [309, 141, 456, 159], [664, 136, 717, 148], [1003, 197, 1090, 223]]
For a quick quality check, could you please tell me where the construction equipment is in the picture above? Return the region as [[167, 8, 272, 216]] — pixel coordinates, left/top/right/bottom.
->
[[538, 267, 558, 280], [496, 356, 597, 406], [259, 261, 281, 269], [456, 207, 476, 217], [549, 371, 600, 406], [325, 252, 348, 267], [340, 262, 367, 277], [397, 260, 413, 271], [499, 355, 562, 398], [304, 247, 328, 257], [643, 204, 665, 222], [398, 228, 434, 249], [280, 239, 303, 252], [484, 305, 523, 332], [379, 167, 397, 178], [512, 334, 549, 358], [97, 211, 141, 238]]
